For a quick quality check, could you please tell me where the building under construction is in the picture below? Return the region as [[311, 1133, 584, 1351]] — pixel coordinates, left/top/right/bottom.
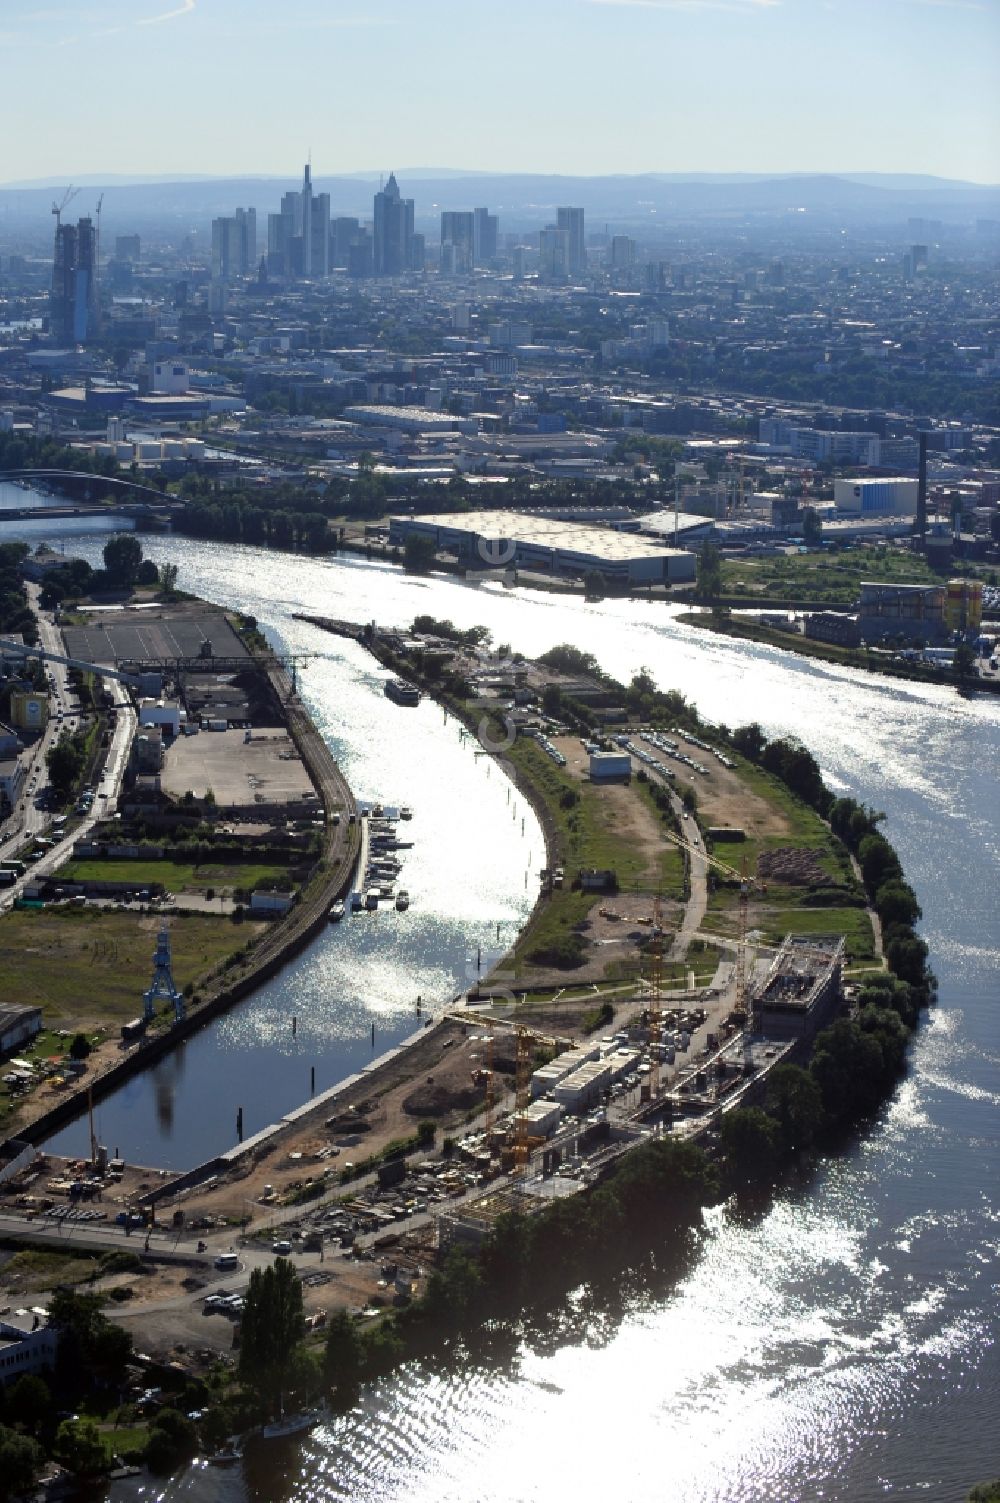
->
[[51, 216, 98, 344], [754, 936, 844, 1042]]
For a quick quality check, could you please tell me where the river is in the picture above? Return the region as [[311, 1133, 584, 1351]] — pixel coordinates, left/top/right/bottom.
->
[[6, 515, 999, 1502]]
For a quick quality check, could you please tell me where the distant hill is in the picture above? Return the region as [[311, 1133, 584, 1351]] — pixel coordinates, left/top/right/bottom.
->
[[2, 171, 998, 237]]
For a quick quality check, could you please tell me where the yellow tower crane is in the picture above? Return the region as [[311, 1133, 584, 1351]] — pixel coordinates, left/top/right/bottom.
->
[[657, 824, 766, 1062], [448, 1011, 571, 1175]]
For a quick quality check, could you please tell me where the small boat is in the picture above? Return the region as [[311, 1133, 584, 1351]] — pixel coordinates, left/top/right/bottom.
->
[[260, 1408, 322, 1442], [329, 901, 346, 922], [395, 890, 410, 911], [399, 806, 413, 820], [364, 887, 380, 910], [206, 1437, 244, 1465], [349, 891, 364, 913]]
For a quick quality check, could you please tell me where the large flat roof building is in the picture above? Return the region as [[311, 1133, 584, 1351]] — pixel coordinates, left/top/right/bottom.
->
[[388, 509, 696, 585]]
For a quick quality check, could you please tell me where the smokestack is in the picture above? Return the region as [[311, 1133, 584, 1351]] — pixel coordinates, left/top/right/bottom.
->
[[915, 431, 928, 541]]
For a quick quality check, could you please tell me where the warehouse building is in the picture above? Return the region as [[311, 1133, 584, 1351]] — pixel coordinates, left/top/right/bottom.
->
[[388, 509, 696, 586], [834, 478, 919, 517]]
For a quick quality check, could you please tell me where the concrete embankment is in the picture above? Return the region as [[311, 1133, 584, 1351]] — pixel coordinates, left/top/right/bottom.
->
[[2, 660, 361, 1154]]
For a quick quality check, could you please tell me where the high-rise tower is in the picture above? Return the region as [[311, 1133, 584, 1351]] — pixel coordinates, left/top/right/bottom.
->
[[51, 216, 97, 343], [556, 206, 586, 275], [373, 172, 414, 276]]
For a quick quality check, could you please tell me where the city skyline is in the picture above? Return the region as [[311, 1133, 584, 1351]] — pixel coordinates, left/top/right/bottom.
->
[[2, 0, 998, 184]]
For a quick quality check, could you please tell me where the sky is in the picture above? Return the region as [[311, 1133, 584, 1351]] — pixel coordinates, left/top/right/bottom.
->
[[2, 0, 999, 184]]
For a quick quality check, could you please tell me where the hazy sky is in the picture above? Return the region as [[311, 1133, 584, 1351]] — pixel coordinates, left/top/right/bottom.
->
[[4, 0, 999, 183]]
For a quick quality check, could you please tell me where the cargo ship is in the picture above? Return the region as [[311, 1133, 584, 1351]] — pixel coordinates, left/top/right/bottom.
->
[[383, 678, 421, 707]]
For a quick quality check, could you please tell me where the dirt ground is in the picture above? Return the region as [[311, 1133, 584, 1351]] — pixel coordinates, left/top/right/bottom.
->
[[555, 735, 674, 887], [165, 1021, 506, 1227], [670, 734, 791, 839]]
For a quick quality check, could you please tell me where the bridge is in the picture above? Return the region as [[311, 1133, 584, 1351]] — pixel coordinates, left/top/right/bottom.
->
[[0, 469, 178, 514]]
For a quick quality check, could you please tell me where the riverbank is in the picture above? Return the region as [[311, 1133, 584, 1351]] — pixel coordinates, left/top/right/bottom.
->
[[676, 608, 1000, 692]]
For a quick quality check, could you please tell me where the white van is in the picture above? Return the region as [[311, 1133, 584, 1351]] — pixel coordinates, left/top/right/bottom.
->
[[214, 1252, 239, 1271]]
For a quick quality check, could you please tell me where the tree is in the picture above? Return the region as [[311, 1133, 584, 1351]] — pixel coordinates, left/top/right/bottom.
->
[[695, 542, 723, 601], [48, 1288, 132, 1389], [238, 1257, 305, 1406], [68, 1033, 92, 1061], [403, 534, 436, 573], [4, 1375, 51, 1438], [54, 1416, 107, 1479], [720, 1107, 780, 1183], [801, 507, 823, 546], [135, 559, 159, 586], [765, 1064, 824, 1152], [46, 732, 85, 797], [144, 1408, 198, 1476], [874, 881, 921, 928], [102, 533, 143, 589], [323, 1310, 363, 1400], [0, 1425, 43, 1502], [159, 562, 179, 596], [732, 723, 767, 762]]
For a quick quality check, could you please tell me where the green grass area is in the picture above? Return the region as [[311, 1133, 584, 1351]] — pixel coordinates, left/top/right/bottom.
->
[[757, 906, 877, 962], [55, 858, 292, 893], [0, 909, 265, 1026], [100, 1423, 150, 1461], [502, 735, 685, 973], [704, 759, 859, 911], [0, 1244, 143, 1292], [719, 544, 940, 608]]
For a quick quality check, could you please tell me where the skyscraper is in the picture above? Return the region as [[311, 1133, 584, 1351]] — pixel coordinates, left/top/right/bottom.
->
[[440, 210, 474, 273], [473, 207, 498, 265], [557, 206, 586, 275], [51, 217, 97, 344], [539, 226, 569, 280], [211, 208, 256, 280], [301, 162, 313, 276], [373, 173, 414, 276]]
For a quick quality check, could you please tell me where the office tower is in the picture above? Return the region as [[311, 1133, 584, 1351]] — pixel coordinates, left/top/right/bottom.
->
[[373, 173, 414, 276], [609, 235, 635, 269], [301, 163, 313, 275], [115, 234, 141, 263], [473, 207, 498, 265], [538, 226, 569, 280], [51, 216, 97, 343], [331, 216, 362, 269], [236, 207, 256, 271], [311, 191, 331, 277], [557, 206, 585, 274], [347, 232, 374, 278], [213, 208, 256, 279], [440, 210, 474, 273], [267, 210, 292, 277]]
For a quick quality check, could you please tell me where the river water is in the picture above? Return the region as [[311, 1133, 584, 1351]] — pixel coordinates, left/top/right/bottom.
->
[[6, 517, 999, 1503]]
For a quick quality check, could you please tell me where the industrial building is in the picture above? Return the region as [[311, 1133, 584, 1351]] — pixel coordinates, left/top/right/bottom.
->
[[0, 1006, 43, 1057], [388, 509, 696, 586], [834, 477, 919, 517], [589, 750, 632, 782], [854, 579, 980, 642], [754, 937, 844, 1041]]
